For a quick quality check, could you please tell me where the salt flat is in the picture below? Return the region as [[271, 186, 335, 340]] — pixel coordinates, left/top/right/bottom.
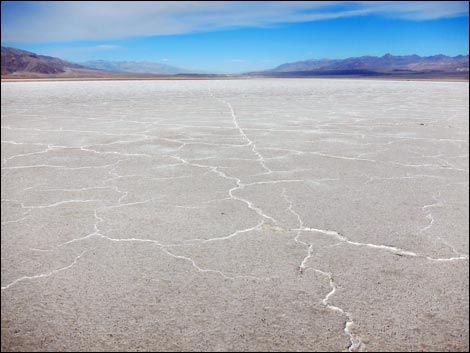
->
[[1, 79, 469, 352]]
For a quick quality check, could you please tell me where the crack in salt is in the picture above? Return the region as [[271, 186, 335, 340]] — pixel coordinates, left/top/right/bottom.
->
[[223, 100, 272, 175], [298, 227, 469, 262], [1, 211, 32, 225], [177, 220, 265, 245], [419, 191, 467, 258], [98, 234, 260, 281], [1, 251, 86, 290], [312, 269, 362, 352], [281, 188, 362, 351], [170, 154, 277, 224]]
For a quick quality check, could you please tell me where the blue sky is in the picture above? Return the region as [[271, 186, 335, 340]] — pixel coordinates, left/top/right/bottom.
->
[[1, 1, 469, 73]]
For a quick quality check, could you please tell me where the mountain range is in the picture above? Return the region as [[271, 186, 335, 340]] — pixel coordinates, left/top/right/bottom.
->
[[253, 53, 469, 78], [1, 46, 468, 79], [79, 60, 189, 75], [0, 47, 191, 78]]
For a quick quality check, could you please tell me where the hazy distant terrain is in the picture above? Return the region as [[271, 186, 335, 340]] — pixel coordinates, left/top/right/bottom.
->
[[1, 79, 468, 352], [80, 60, 191, 75]]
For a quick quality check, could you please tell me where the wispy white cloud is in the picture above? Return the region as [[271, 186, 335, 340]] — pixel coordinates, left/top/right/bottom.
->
[[1, 1, 468, 43], [360, 1, 469, 20], [94, 44, 121, 50], [35, 44, 122, 61]]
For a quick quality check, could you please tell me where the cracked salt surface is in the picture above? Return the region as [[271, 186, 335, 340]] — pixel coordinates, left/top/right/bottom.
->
[[1, 79, 469, 352]]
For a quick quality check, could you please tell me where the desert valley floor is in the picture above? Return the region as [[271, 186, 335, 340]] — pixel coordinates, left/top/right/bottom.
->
[[1, 79, 469, 351]]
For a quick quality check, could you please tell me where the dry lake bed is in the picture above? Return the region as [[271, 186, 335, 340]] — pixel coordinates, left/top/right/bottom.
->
[[1, 79, 469, 352]]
